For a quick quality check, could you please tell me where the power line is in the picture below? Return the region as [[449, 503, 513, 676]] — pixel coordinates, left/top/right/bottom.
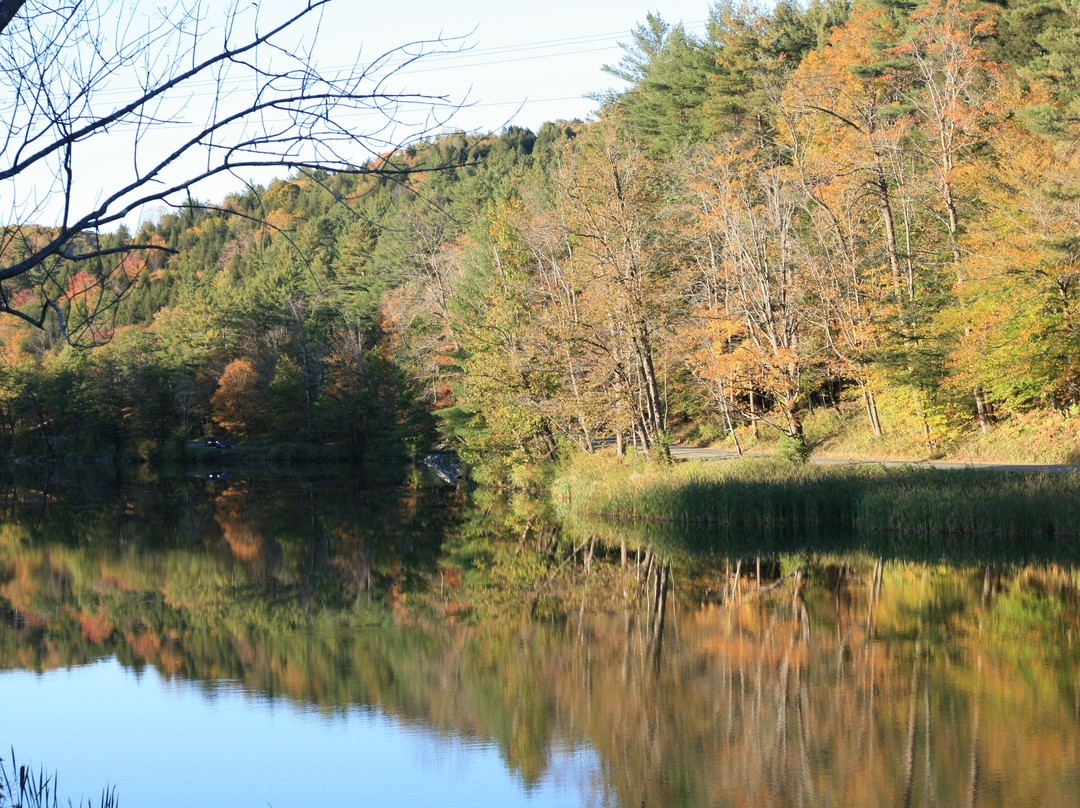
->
[[7, 16, 713, 169], [73, 93, 597, 135], [77, 19, 712, 100]]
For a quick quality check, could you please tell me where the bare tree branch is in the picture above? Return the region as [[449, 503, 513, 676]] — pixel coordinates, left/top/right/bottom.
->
[[0, 0, 25, 36], [0, 0, 466, 341]]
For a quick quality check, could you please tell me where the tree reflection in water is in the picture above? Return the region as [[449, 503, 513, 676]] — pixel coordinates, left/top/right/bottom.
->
[[0, 471, 1078, 807]]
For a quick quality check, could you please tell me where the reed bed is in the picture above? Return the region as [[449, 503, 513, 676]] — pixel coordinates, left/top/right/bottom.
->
[[554, 454, 1080, 542]]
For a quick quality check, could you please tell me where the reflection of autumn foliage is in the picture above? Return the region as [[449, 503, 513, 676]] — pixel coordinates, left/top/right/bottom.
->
[[130, 627, 160, 660], [2, 535, 1080, 806], [0, 557, 38, 612], [214, 487, 265, 562], [3, 480, 1080, 805], [78, 609, 115, 643], [159, 647, 184, 675]]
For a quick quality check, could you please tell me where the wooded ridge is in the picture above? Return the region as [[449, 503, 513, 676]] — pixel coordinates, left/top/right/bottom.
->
[[1, 0, 1078, 476]]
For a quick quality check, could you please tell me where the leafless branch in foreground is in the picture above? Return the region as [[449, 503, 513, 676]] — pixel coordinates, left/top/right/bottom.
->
[[0, 0, 466, 343]]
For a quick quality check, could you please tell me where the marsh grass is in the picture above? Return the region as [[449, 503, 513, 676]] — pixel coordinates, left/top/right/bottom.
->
[[0, 751, 117, 808], [555, 454, 1080, 546]]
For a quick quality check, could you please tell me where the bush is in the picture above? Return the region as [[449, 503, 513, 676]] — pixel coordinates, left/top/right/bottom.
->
[[776, 434, 811, 463]]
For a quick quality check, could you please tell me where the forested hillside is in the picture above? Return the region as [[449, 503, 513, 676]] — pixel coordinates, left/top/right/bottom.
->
[[1, 0, 1078, 474]]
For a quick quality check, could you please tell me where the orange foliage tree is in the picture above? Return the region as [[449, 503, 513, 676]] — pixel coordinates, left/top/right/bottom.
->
[[211, 359, 264, 437]]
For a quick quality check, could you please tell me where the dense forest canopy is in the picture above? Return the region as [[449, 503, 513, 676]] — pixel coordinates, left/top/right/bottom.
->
[[1, 0, 1078, 474]]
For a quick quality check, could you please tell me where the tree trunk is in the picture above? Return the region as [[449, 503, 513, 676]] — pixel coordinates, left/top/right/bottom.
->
[[579, 416, 595, 452], [974, 387, 991, 433], [718, 379, 743, 457], [784, 397, 804, 443], [863, 383, 883, 438], [874, 162, 905, 308], [633, 326, 663, 439], [829, 376, 843, 420]]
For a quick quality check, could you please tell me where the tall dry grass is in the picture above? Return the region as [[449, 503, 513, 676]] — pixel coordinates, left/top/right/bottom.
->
[[554, 454, 1080, 542]]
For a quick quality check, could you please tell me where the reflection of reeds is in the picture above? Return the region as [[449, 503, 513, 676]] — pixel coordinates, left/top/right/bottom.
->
[[557, 456, 1080, 550], [0, 750, 116, 808]]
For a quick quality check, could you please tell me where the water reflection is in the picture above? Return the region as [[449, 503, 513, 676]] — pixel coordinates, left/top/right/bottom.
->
[[0, 473, 1078, 807]]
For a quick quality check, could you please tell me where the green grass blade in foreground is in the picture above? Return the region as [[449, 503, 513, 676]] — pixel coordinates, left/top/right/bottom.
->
[[0, 750, 117, 808]]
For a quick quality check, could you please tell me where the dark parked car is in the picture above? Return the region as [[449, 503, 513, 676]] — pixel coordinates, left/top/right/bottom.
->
[[203, 438, 231, 449]]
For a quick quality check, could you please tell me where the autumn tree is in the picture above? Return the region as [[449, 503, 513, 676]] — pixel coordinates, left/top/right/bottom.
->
[[556, 115, 681, 454], [781, 2, 965, 445], [517, 195, 610, 453], [773, 45, 890, 436], [890, 0, 1008, 429], [941, 114, 1080, 413], [211, 358, 264, 438], [683, 146, 812, 447]]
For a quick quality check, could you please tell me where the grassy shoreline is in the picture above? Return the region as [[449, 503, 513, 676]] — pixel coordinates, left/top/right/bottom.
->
[[554, 453, 1080, 540]]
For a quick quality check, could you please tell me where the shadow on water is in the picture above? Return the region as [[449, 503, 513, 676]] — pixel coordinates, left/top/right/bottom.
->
[[563, 508, 1080, 568]]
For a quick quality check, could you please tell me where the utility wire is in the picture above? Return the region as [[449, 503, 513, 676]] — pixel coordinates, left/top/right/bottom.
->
[[79, 19, 712, 100]]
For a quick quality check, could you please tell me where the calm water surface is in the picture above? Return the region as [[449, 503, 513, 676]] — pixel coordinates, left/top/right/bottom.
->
[[2, 661, 602, 807], [1, 471, 1078, 807]]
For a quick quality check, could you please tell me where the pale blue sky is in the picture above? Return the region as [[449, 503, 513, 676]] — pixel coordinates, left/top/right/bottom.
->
[[303, 0, 715, 132], [162, 0, 716, 219], [2, 0, 719, 226]]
